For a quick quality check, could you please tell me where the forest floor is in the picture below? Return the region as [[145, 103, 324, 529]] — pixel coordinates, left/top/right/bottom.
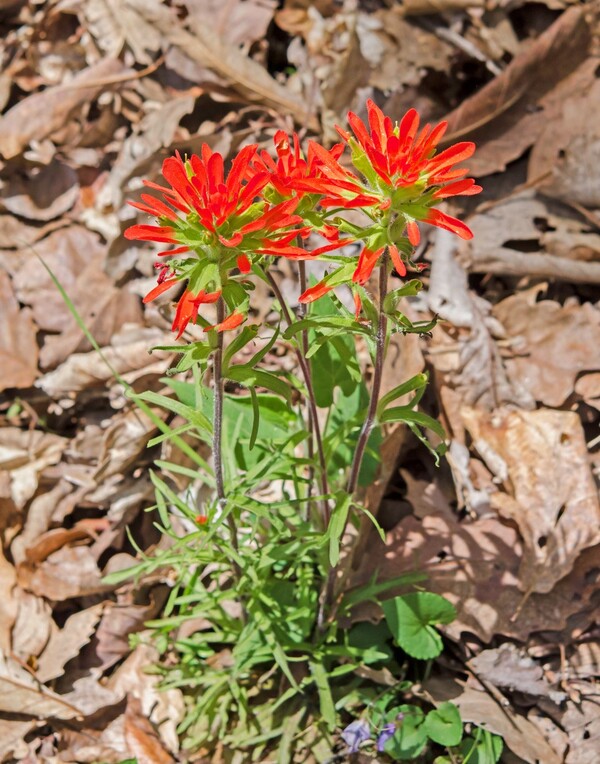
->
[[0, 0, 599, 762]]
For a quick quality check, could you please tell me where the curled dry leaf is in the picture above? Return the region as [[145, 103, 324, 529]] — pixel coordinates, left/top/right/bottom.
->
[[36, 604, 104, 682], [0, 427, 67, 509], [0, 159, 79, 222], [425, 677, 564, 764], [0, 268, 39, 392], [35, 325, 173, 397], [124, 695, 175, 764], [0, 648, 82, 719], [443, 5, 592, 175], [427, 230, 534, 412], [17, 545, 108, 601], [469, 643, 566, 704], [12, 226, 143, 369], [0, 57, 129, 160], [461, 407, 600, 594], [493, 290, 600, 407]]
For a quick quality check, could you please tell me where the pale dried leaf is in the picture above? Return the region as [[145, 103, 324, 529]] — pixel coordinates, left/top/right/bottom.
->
[[0, 269, 39, 392], [0, 427, 67, 509], [36, 604, 104, 683], [0, 648, 82, 719], [18, 545, 108, 601], [462, 407, 600, 593], [35, 326, 172, 397], [0, 547, 18, 652], [0, 159, 79, 221], [0, 58, 128, 160], [443, 6, 592, 175], [469, 644, 566, 703], [11, 592, 52, 662], [425, 677, 563, 764], [82, 0, 165, 64], [124, 695, 174, 764]]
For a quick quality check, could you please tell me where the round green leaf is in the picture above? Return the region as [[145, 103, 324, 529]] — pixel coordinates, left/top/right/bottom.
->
[[382, 592, 456, 660], [425, 702, 462, 746], [384, 705, 426, 761]]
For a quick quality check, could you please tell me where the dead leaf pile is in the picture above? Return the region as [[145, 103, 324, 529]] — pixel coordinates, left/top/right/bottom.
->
[[1, 0, 600, 761]]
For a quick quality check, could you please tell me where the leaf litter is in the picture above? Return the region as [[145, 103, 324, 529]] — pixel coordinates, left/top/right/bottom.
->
[[1, 0, 600, 761]]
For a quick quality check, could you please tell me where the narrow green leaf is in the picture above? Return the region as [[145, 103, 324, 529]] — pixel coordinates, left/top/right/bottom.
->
[[377, 373, 428, 415], [310, 661, 336, 730]]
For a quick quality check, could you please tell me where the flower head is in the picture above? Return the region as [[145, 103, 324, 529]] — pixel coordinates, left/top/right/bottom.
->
[[341, 719, 371, 753], [125, 144, 313, 336]]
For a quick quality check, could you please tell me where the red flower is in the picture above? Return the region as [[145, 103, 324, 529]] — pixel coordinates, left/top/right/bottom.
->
[[143, 281, 222, 339]]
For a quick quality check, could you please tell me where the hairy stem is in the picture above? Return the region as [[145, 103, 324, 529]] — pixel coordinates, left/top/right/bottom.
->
[[298, 261, 315, 515], [319, 253, 389, 628], [346, 256, 388, 495], [213, 298, 244, 601], [265, 269, 330, 525]]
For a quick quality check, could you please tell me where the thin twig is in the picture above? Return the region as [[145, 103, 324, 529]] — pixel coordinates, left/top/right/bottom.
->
[[265, 270, 331, 526]]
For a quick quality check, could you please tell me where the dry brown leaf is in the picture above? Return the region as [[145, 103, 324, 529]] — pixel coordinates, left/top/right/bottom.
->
[[108, 641, 185, 753], [351, 509, 600, 642], [18, 545, 108, 601], [0, 268, 39, 392], [425, 677, 564, 764], [124, 695, 175, 764], [36, 604, 104, 683], [0, 58, 128, 160], [35, 325, 173, 397], [81, 0, 165, 64], [147, 6, 317, 129], [469, 644, 566, 703], [0, 648, 82, 719], [0, 427, 67, 509], [0, 547, 18, 653], [94, 600, 164, 671], [492, 293, 600, 407], [0, 717, 36, 762], [0, 159, 79, 221], [12, 226, 143, 369], [0, 215, 67, 249], [427, 231, 534, 412], [462, 407, 600, 593], [443, 6, 592, 175], [11, 591, 52, 662], [528, 59, 600, 207]]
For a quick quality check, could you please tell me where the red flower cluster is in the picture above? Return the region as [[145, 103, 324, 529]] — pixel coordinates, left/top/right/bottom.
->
[[126, 102, 479, 336]]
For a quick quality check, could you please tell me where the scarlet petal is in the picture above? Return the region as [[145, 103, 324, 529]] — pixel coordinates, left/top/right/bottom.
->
[[426, 208, 473, 239], [389, 244, 407, 277], [406, 221, 421, 246], [353, 291, 362, 319], [204, 311, 245, 332], [353, 246, 384, 285], [143, 278, 179, 303], [433, 179, 482, 199], [298, 281, 333, 303], [124, 224, 177, 243], [237, 254, 251, 273]]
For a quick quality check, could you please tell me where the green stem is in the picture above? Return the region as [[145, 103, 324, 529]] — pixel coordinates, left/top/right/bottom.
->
[[213, 298, 244, 605], [265, 269, 330, 526], [319, 253, 389, 628]]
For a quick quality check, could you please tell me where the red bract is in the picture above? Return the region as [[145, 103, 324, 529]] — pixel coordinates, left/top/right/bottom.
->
[[144, 283, 221, 339], [125, 143, 319, 336], [334, 99, 482, 243]]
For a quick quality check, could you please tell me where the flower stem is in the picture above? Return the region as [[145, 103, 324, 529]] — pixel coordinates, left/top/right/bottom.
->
[[346, 255, 388, 495], [319, 253, 389, 628], [265, 269, 330, 526], [298, 261, 315, 516], [213, 298, 244, 599]]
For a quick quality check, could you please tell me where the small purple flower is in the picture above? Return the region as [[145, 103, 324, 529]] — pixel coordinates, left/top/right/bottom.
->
[[376, 722, 396, 752], [341, 719, 371, 753]]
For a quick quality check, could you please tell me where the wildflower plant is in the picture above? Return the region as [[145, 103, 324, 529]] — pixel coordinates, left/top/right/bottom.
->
[[109, 100, 493, 761]]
